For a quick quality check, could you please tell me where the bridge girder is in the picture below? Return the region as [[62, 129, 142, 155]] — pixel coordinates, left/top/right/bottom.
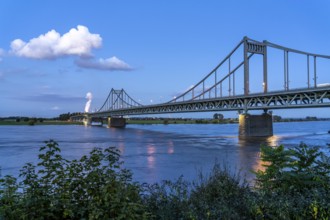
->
[[89, 87, 330, 117]]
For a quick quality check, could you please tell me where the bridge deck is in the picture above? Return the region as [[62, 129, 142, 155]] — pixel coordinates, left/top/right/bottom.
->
[[89, 86, 330, 117]]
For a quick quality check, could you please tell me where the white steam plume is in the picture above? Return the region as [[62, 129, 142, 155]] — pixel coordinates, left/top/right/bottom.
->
[[84, 92, 93, 113]]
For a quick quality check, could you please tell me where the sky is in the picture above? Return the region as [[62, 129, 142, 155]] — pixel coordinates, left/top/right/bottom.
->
[[1, 0, 330, 118]]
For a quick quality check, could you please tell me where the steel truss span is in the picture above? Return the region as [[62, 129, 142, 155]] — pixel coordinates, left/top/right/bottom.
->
[[98, 88, 143, 112], [91, 87, 330, 117], [89, 36, 330, 118]]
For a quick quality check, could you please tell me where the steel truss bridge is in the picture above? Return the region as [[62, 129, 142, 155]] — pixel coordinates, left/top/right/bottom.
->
[[89, 36, 330, 118]]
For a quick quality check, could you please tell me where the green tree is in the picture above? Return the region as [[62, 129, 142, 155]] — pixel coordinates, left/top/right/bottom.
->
[[0, 140, 149, 219], [254, 143, 330, 218], [272, 115, 282, 122], [213, 113, 224, 120]]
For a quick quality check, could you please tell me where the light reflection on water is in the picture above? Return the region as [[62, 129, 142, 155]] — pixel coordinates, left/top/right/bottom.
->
[[0, 121, 330, 184]]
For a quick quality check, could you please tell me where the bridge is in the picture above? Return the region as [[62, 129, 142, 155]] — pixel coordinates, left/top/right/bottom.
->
[[82, 36, 330, 137]]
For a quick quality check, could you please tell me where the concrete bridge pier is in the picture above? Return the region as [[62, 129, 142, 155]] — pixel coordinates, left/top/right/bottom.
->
[[238, 113, 273, 138], [83, 116, 92, 126], [107, 117, 126, 128]]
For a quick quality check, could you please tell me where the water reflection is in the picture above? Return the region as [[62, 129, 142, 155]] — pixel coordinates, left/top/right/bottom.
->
[[237, 135, 282, 181], [147, 144, 156, 169], [167, 140, 174, 154], [1, 122, 330, 184]]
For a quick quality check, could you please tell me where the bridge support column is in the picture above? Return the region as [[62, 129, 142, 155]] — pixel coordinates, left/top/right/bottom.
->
[[83, 116, 92, 126], [238, 113, 273, 138], [108, 117, 126, 128]]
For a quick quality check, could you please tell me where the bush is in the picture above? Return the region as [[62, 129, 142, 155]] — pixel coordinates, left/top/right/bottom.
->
[[142, 176, 191, 219], [142, 165, 256, 220], [254, 143, 330, 219], [1, 141, 329, 219], [0, 140, 149, 219], [189, 165, 255, 219], [28, 120, 35, 126]]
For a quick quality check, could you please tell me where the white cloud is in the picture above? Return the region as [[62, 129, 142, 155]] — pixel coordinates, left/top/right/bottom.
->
[[76, 56, 132, 71], [51, 106, 60, 110], [10, 25, 102, 59]]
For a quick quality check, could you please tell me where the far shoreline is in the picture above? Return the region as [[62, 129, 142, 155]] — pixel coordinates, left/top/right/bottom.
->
[[1, 117, 329, 126]]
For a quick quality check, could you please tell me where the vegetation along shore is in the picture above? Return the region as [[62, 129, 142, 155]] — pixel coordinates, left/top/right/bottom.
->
[[0, 140, 329, 219]]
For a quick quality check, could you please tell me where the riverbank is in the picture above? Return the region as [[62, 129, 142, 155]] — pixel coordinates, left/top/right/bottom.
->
[[127, 118, 238, 125], [0, 120, 83, 126]]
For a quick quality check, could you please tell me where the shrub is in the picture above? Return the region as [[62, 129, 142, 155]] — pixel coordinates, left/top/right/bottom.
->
[[1, 141, 329, 219], [254, 143, 330, 219], [189, 165, 255, 219], [28, 120, 35, 126], [142, 164, 256, 220], [0, 140, 149, 219], [142, 176, 191, 219]]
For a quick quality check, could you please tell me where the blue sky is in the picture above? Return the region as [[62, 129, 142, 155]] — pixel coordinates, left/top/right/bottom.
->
[[1, 0, 330, 118]]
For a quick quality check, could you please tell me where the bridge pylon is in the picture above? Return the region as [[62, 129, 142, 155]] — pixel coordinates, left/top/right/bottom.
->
[[243, 37, 268, 95]]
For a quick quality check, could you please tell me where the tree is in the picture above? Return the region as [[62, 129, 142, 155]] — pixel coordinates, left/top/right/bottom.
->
[[272, 115, 282, 122], [0, 140, 150, 219], [213, 113, 224, 120]]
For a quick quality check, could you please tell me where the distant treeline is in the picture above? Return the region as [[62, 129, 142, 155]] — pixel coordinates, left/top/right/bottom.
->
[[0, 112, 83, 122], [1, 114, 328, 124], [273, 115, 330, 122]]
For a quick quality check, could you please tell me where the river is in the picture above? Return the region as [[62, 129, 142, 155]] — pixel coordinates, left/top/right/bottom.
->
[[0, 121, 329, 184]]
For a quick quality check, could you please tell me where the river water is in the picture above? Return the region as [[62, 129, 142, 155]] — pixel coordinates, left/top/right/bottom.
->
[[0, 121, 330, 184]]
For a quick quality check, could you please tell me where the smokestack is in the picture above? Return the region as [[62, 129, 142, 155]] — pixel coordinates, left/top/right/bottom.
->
[[84, 92, 93, 113]]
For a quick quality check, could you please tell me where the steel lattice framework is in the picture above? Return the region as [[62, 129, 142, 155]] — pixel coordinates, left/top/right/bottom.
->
[[90, 37, 330, 117], [97, 88, 143, 112], [91, 87, 330, 117]]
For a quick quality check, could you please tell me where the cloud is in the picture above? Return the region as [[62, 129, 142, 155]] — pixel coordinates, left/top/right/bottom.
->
[[10, 25, 102, 59], [51, 106, 60, 110], [76, 56, 132, 71]]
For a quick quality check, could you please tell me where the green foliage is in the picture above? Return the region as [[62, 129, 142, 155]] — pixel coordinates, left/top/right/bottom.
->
[[213, 113, 224, 120], [56, 112, 82, 121], [255, 143, 330, 219], [142, 165, 256, 220], [1, 141, 329, 219], [255, 143, 330, 192], [142, 176, 191, 219], [0, 140, 149, 219], [189, 165, 255, 219]]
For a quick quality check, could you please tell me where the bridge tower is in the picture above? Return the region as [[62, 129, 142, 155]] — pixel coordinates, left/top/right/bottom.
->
[[240, 37, 272, 137], [243, 37, 268, 95]]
